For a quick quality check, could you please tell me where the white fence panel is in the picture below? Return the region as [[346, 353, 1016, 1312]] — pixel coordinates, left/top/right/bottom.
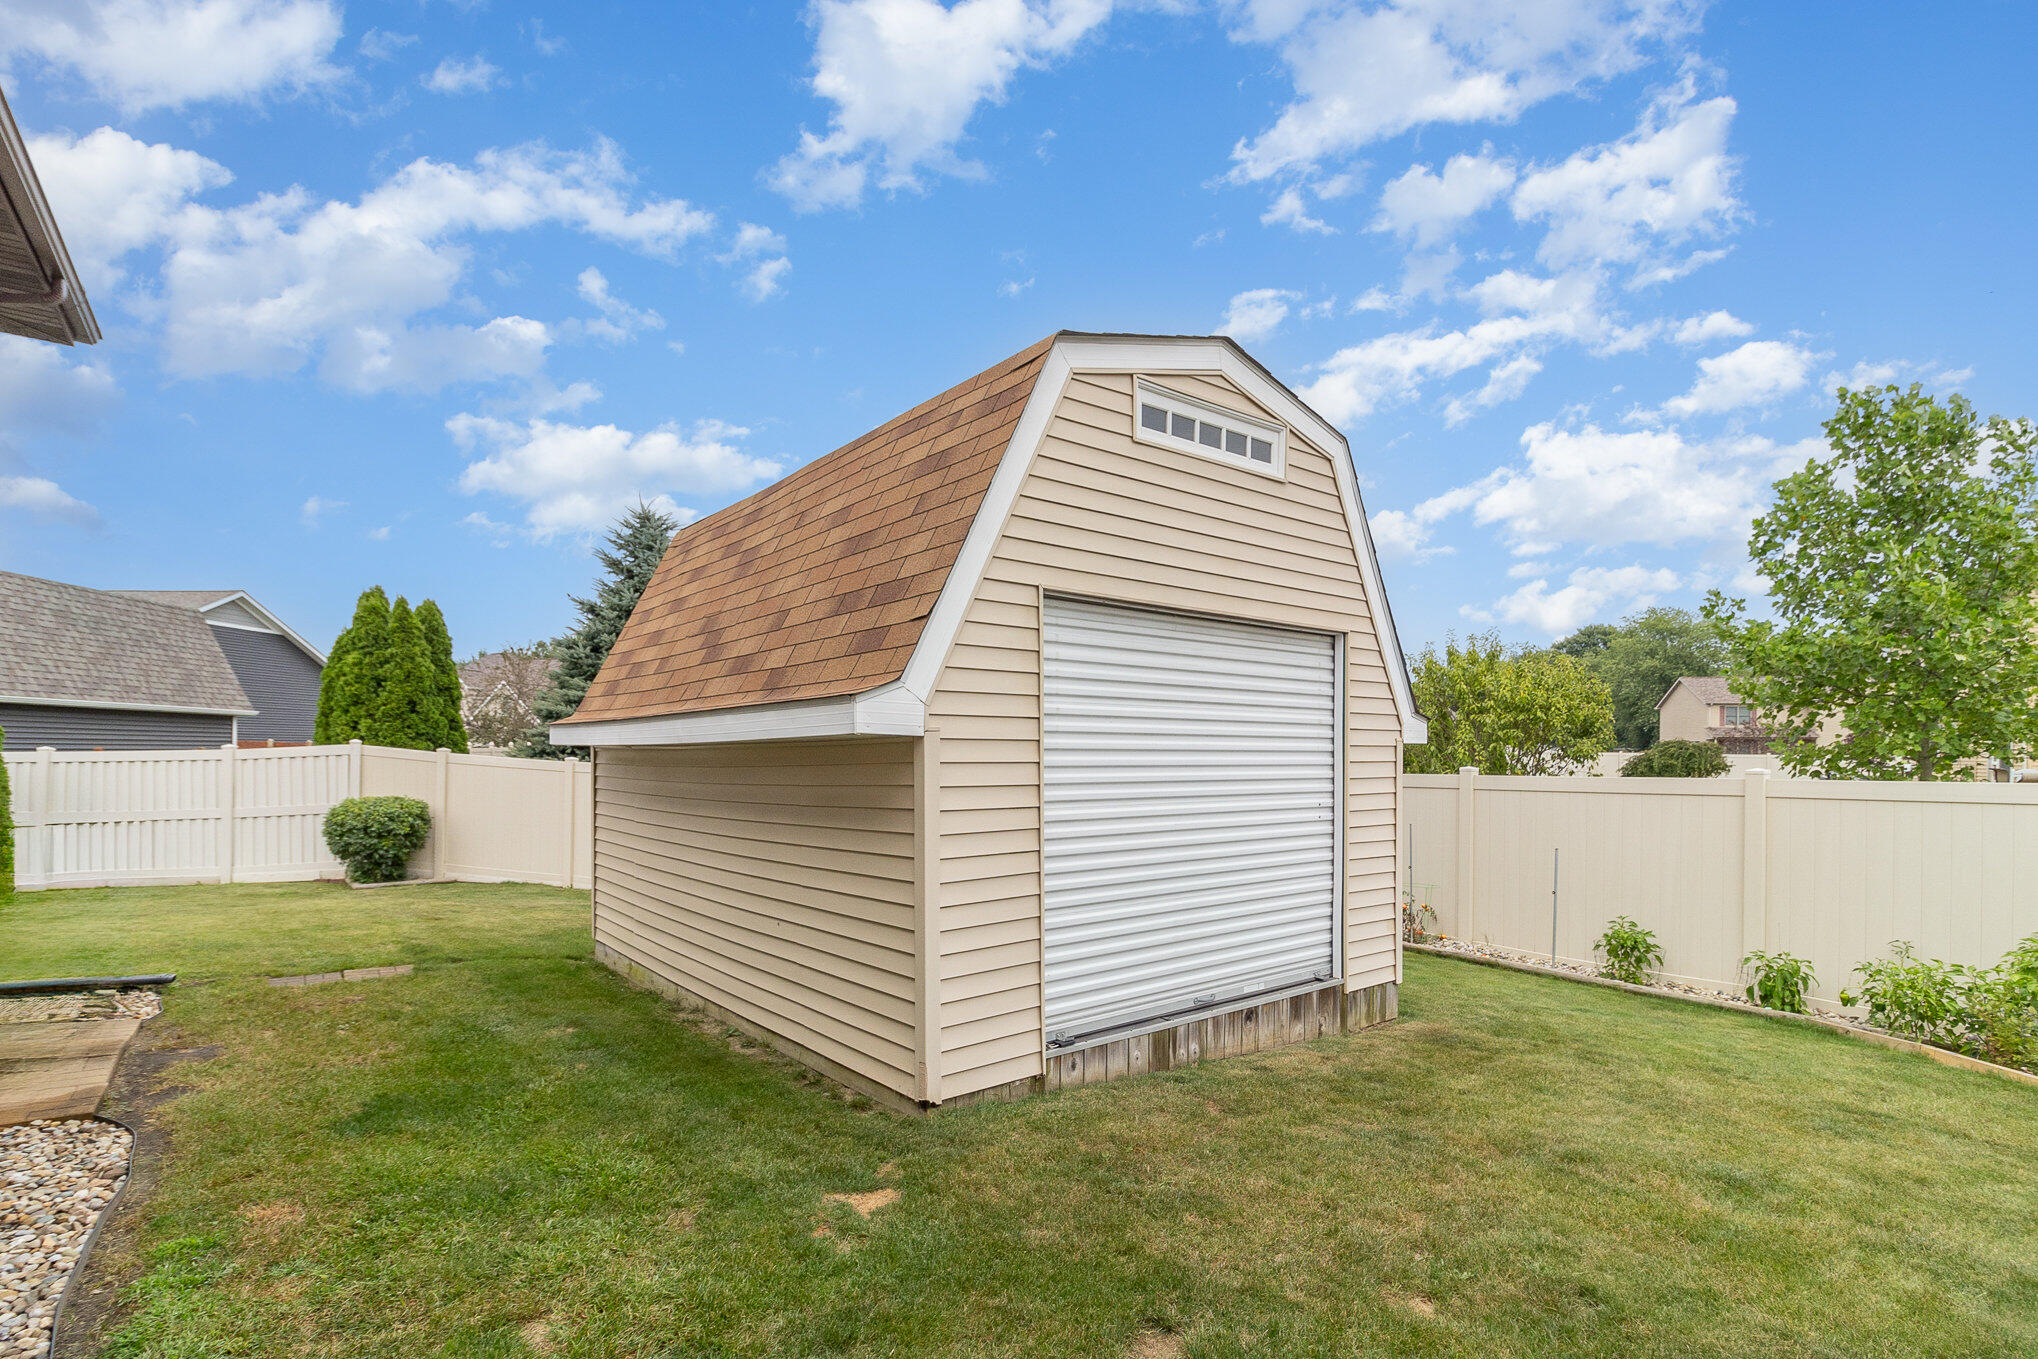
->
[[5, 741, 592, 892], [1406, 769, 2038, 1005]]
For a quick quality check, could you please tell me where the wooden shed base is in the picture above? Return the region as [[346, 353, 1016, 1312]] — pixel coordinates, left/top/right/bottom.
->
[[947, 979, 1400, 1108], [599, 940, 1399, 1113]]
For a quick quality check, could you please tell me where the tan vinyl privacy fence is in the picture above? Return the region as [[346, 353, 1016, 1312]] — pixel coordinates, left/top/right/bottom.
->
[[4, 741, 592, 891], [1404, 770, 2038, 1006]]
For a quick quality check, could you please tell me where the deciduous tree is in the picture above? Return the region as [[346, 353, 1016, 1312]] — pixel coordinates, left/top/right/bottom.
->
[[1404, 632, 1614, 776], [1705, 386, 2038, 780], [1556, 607, 1729, 751]]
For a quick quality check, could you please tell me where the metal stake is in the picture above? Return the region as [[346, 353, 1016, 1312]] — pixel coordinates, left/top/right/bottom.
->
[[1551, 848, 1561, 962]]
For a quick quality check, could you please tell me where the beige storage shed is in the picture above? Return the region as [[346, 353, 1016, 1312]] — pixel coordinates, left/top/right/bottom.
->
[[552, 332, 1427, 1110]]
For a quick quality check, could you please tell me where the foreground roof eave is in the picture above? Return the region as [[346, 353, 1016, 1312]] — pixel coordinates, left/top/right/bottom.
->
[[0, 84, 100, 345]]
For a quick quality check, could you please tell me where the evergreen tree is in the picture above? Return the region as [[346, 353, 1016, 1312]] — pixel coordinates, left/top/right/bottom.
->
[[315, 586, 391, 744], [515, 502, 679, 758], [415, 599, 469, 753], [0, 723, 14, 901], [365, 597, 445, 750]]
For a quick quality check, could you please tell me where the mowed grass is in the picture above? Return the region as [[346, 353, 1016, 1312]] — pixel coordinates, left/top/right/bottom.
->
[[4, 883, 2034, 1358]]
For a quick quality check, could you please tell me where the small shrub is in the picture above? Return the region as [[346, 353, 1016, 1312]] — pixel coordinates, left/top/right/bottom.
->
[[1742, 949, 1817, 1013], [1594, 915, 1664, 984], [1841, 942, 1980, 1049], [322, 796, 431, 883], [1620, 741, 1732, 778]]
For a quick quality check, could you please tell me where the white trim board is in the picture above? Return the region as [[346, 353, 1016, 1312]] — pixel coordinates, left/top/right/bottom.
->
[[0, 693, 258, 718], [552, 682, 923, 747]]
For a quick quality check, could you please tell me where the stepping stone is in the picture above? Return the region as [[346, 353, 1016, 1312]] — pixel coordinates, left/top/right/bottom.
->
[[266, 966, 412, 987], [0, 1017, 141, 1126]]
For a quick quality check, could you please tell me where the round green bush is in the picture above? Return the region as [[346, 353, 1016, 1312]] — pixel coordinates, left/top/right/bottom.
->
[[1620, 740, 1732, 778], [323, 795, 431, 883]]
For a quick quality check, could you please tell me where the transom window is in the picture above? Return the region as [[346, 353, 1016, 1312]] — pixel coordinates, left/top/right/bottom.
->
[[1132, 378, 1285, 477]]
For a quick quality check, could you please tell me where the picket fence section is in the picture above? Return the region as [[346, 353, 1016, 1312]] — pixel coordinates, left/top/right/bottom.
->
[[5, 741, 592, 891], [1404, 769, 2038, 1006]]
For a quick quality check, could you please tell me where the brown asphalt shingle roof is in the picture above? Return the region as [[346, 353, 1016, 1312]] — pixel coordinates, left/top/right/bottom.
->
[[559, 335, 1055, 725], [1662, 677, 1741, 708], [0, 571, 254, 713]]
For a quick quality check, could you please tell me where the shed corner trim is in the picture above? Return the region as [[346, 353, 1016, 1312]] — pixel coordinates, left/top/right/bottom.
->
[[550, 682, 926, 747]]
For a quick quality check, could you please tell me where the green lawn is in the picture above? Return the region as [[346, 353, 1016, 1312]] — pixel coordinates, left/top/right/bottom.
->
[[6, 882, 2035, 1358]]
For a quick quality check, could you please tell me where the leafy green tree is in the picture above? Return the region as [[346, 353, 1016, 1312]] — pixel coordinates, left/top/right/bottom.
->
[[1620, 740, 1731, 778], [315, 586, 391, 744], [1404, 632, 1615, 776], [0, 724, 13, 901], [364, 597, 444, 750], [515, 502, 680, 758], [1556, 607, 1729, 751], [414, 599, 469, 753], [1705, 386, 2038, 780]]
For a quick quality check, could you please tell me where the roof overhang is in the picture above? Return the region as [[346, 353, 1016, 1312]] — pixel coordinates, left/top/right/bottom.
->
[[556, 331, 1426, 747], [554, 682, 923, 747], [0, 693, 257, 718], [0, 84, 100, 346], [197, 591, 328, 665]]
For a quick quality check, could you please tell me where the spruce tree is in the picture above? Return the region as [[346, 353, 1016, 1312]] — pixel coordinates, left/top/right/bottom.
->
[[366, 597, 444, 750], [515, 502, 679, 758], [415, 599, 469, 753], [316, 587, 391, 744]]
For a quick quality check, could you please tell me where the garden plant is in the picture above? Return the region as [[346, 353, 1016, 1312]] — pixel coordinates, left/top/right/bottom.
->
[[322, 796, 432, 883], [1594, 915, 1664, 985]]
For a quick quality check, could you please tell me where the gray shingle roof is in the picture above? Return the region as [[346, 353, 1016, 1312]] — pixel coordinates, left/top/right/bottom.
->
[[110, 589, 239, 609], [1663, 676, 1741, 708], [0, 571, 254, 714]]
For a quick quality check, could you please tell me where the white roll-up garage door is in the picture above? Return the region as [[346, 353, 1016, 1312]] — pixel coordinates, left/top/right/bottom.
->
[[1040, 596, 1339, 1046]]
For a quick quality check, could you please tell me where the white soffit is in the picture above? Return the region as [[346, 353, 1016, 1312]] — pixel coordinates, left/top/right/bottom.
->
[[551, 682, 924, 747]]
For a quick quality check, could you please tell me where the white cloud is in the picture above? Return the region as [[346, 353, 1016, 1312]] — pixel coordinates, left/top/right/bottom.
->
[[1472, 563, 1682, 634], [299, 493, 344, 525], [367, 524, 392, 541], [0, 0, 344, 112], [1227, 0, 1695, 186], [1382, 419, 1822, 563], [1219, 287, 1300, 344], [358, 27, 416, 61], [0, 474, 98, 525], [1369, 506, 1455, 563], [720, 222, 791, 301], [1659, 339, 1819, 417], [1261, 186, 1334, 235], [1510, 84, 1741, 282], [423, 54, 502, 94], [1823, 357, 1975, 393], [1373, 151, 1515, 247], [999, 276, 1035, 297], [768, 0, 1112, 211], [28, 129, 716, 394], [1672, 309, 1752, 345], [571, 266, 664, 343], [742, 256, 793, 301], [448, 413, 784, 538], [1442, 352, 1542, 425], [25, 127, 233, 287], [0, 336, 119, 433]]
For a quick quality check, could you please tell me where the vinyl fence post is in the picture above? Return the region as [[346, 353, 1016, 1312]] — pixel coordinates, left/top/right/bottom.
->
[[347, 738, 363, 800], [219, 743, 237, 885], [1456, 766, 1478, 932], [434, 747, 451, 881], [561, 756, 579, 889], [1741, 768, 1769, 963], [31, 747, 55, 888]]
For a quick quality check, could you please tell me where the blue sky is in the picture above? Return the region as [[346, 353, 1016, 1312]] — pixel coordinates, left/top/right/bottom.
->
[[2, 1, 2032, 661]]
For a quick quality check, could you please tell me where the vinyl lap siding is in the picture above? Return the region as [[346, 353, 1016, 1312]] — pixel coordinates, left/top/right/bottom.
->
[[592, 740, 921, 1099], [0, 702, 234, 751], [210, 626, 323, 743], [927, 369, 1403, 1099]]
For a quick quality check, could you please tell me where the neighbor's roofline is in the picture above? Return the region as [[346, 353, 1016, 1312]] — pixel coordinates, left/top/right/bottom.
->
[[194, 591, 328, 666], [0, 83, 100, 345]]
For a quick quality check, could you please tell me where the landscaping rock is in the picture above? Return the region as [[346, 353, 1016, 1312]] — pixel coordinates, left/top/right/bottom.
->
[[0, 1118, 131, 1359]]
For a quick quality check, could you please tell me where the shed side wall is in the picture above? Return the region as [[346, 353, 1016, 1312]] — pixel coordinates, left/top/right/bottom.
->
[[591, 739, 921, 1099], [927, 368, 1403, 1100]]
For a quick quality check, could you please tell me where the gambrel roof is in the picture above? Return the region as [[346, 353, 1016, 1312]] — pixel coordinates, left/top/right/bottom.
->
[[555, 332, 1423, 746]]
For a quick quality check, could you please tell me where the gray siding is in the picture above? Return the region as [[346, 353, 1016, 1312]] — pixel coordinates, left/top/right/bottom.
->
[[0, 703, 233, 751], [211, 626, 323, 743]]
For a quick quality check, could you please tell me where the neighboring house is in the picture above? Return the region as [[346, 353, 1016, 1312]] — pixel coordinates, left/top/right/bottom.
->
[[552, 331, 1426, 1111], [0, 572, 254, 750], [458, 649, 560, 749], [113, 591, 326, 744], [1657, 677, 1770, 751], [0, 82, 99, 345]]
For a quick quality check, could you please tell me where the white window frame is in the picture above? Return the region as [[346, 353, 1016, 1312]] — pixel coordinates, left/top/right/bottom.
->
[[1131, 377, 1286, 479]]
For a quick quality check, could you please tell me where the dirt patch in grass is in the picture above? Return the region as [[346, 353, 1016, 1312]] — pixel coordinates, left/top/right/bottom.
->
[[519, 1317, 557, 1353], [1128, 1326, 1187, 1358], [823, 1187, 900, 1217]]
